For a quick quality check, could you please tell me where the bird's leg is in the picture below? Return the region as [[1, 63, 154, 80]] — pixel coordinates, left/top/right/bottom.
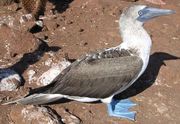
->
[[107, 98, 136, 121]]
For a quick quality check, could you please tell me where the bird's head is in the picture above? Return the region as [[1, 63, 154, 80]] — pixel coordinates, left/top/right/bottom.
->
[[120, 5, 175, 26]]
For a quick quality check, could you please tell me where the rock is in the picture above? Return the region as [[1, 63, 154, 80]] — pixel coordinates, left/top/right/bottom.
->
[[10, 105, 63, 124], [27, 70, 37, 84], [0, 10, 35, 30], [145, 0, 166, 5], [0, 94, 6, 103], [19, 14, 33, 24], [0, 25, 41, 65], [37, 60, 71, 86], [58, 108, 82, 124], [0, 15, 15, 27], [0, 13, 21, 29], [44, 19, 58, 31], [0, 68, 22, 91]]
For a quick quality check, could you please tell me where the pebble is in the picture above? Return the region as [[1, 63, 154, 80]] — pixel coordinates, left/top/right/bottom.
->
[[27, 70, 37, 84], [10, 105, 63, 124], [0, 68, 22, 91], [58, 108, 82, 124], [0, 15, 15, 27]]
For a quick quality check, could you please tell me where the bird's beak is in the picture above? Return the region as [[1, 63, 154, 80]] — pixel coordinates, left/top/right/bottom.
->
[[137, 7, 175, 22]]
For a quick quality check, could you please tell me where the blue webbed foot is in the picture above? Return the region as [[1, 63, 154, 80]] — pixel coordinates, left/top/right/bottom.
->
[[107, 98, 136, 121]]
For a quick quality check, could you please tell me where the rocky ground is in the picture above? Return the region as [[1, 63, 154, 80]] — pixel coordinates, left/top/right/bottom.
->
[[0, 0, 179, 124]]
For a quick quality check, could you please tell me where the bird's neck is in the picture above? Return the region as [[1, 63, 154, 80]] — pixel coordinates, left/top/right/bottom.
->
[[119, 22, 152, 74]]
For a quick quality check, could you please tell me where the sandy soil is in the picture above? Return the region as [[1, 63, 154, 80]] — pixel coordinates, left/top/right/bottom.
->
[[0, 0, 180, 124]]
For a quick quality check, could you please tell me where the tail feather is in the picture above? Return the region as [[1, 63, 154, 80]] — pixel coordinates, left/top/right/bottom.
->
[[2, 94, 63, 105]]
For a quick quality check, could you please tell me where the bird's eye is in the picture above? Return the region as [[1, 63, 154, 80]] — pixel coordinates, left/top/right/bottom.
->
[[138, 10, 143, 16]]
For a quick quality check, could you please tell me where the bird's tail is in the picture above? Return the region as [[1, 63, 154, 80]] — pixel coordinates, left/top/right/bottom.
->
[[3, 71, 66, 105], [2, 94, 63, 105]]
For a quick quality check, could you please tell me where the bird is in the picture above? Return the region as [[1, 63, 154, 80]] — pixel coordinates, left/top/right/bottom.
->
[[0, 0, 48, 20], [3, 5, 175, 121]]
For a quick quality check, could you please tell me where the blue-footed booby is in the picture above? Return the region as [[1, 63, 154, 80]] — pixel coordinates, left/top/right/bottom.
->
[[3, 5, 175, 121]]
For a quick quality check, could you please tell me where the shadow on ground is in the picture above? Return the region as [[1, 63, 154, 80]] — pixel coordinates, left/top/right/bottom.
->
[[49, 0, 74, 13], [0, 40, 60, 85], [115, 52, 180, 99], [27, 52, 180, 105]]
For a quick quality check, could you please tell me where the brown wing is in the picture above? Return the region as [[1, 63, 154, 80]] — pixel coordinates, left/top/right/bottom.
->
[[44, 49, 143, 98]]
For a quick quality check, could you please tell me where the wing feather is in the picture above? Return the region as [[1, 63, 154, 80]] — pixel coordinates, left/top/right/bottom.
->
[[45, 49, 143, 98]]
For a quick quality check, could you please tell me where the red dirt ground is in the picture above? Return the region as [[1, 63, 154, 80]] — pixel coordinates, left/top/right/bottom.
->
[[0, 0, 180, 124]]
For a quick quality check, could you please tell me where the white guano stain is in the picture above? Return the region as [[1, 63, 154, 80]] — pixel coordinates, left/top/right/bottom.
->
[[0, 69, 21, 91], [37, 60, 71, 86]]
